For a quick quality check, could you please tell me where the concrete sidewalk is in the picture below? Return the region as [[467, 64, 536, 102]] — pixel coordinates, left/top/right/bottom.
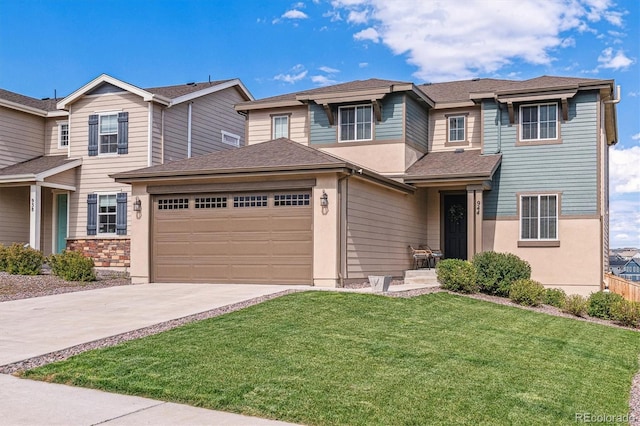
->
[[0, 374, 296, 425]]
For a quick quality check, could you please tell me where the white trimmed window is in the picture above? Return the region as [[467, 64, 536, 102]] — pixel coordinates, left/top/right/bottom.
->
[[339, 105, 372, 142], [520, 194, 558, 240], [58, 122, 69, 148], [221, 130, 240, 147], [272, 115, 289, 139], [520, 104, 557, 141], [99, 114, 118, 154], [448, 116, 465, 142], [98, 194, 117, 234]]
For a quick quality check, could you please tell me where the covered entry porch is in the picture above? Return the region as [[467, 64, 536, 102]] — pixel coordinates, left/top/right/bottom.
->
[[405, 149, 502, 261], [0, 156, 81, 255]]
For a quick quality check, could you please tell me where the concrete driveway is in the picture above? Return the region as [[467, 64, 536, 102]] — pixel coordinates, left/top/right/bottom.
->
[[0, 283, 303, 366]]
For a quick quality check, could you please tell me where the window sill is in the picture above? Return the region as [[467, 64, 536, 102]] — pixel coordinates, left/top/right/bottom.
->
[[515, 138, 563, 147], [518, 240, 560, 247]]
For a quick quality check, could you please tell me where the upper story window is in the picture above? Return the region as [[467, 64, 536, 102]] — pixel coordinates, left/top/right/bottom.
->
[[272, 115, 289, 139], [221, 130, 240, 147], [520, 194, 558, 241], [339, 105, 372, 142], [520, 104, 557, 141], [99, 114, 118, 154], [58, 122, 69, 148], [448, 116, 466, 142], [88, 112, 128, 156]]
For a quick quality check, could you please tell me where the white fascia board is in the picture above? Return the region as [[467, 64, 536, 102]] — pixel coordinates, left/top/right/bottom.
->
[[37, 181, 76, 191], [35, 158, 82, 181], [0, 174, 35, 183], [0, 99, 48, 116], [57, 74, 163, 110], [169, 79, 254, 106], [46, 110, 69, 118]]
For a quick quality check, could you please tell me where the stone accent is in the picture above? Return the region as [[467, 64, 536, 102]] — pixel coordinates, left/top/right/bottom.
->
[[67, 238, 130, 268]]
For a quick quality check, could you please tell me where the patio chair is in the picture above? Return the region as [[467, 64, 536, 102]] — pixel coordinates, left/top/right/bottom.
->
[[408, 245, 431, 269], [419, 245, 443, 269]]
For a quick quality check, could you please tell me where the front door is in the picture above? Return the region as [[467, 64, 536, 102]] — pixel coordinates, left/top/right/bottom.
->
[[443, 194, 467, 260], [56, 193, 68, 253]]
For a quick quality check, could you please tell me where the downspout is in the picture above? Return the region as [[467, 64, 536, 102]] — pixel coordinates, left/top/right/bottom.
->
[[147, 102, 153, 167], [187, 102, 193, 158], [161, 108, 165, 164]]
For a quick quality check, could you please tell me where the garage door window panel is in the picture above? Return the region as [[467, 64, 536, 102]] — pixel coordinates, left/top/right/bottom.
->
[[158, 198, 189, 210], [274, 193, 310, 206], [195, 196, 227, 209], [234, 195, 268, 208]]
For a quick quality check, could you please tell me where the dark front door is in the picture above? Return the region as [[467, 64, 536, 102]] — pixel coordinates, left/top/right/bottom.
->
[[443, 194, 467, 260]]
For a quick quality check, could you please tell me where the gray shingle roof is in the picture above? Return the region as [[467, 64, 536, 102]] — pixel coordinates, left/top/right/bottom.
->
[[113, 138, 350, 179], [0, 89, 60, 112], [0, 155, 78, 177], [144, 79, 233, 98], [405, 149, 502, 180]]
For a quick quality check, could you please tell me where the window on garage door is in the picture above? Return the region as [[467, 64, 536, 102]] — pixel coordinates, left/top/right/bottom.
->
[[274, 193, 310, 206]]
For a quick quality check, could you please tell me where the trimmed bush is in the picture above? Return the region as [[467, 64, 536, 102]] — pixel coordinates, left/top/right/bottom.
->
[[48, 250, 96, 282], [5, 243, 44, 275], [587, 291, 625, 320], [472, 251, 531, 297], [562, 294, 588, 317], [544, 288, 567, 308], [610, 300, 640, 328], [436, 259, 478, 294], [509, 279, 545, 307], [0, 243, 7, 271]]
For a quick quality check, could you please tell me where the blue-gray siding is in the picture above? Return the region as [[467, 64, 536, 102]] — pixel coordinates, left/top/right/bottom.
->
[[484, 91, 599, 218], [87, 83, 127, 96], [309, 93, 404, 145], [405, 95, 429, 150]]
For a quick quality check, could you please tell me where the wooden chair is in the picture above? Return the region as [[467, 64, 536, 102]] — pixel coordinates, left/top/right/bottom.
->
[[408, 245, 431, 269]]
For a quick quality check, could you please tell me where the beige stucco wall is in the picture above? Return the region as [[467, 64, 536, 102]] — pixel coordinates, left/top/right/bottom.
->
[[321, 142, 406, 175], [483, 218, 603, 295], [129, 183, 151, 284], [312, 174, 340, 287]]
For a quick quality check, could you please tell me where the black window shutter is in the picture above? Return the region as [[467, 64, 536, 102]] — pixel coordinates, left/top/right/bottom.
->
[[116, 192, 127, 235], [87, 194, 97, 235], [88, 114, 99, 156], [117, 112, 129, 154]]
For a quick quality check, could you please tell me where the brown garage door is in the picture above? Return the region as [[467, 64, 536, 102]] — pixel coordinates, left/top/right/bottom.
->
[[152, 192, 313, 284]]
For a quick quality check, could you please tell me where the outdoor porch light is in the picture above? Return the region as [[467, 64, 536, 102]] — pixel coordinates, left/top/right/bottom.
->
[[133, 196, 142, 212], [320, 190, 329, 207]]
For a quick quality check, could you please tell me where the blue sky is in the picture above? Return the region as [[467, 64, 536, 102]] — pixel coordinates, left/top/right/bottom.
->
[[1, 0, 638, 248]]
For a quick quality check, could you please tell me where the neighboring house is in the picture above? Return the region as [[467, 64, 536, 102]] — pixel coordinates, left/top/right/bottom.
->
[[114, 75, 618, 295], [617, 258, 640, 282], [0, 74, 253, 267], [610, 254, 628, 275]]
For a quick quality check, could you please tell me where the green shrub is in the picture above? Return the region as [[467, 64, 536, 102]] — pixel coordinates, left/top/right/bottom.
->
[[48, 250, 96, 282], [472, 251, 531, 297], [544, 288, 566, 308], [587, 291, 625, 320], [610, 300, 640, 328], [562, 294, 588, 317], [436, 259, 478, 294], [0, 243, 7, 271], [5, 243, 44, 275], [509, 279, 545, 307]]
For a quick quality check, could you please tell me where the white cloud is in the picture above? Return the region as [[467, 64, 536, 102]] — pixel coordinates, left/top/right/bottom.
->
[[353, 27, 379, 43], [597, 47, 634, 70], [359, 62, 369, 68], [273, 64, 308, 84], [610, 146, 640, 193], [609, 198, 640, 248], [319, 66, 340, 73], [348, 9, 369, 24], [329, 0, 627, 82], [628, 91, 639, 98], [632, 133, 640, 140], [311, 75, 338, 86], [282, 9, 308, 20]]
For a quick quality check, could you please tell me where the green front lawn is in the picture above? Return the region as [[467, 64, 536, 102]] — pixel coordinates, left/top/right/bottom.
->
[[23, 292, 640, 425]]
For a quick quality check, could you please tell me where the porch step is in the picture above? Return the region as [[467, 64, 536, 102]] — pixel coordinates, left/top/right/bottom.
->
[[404, 269, 439, 286]]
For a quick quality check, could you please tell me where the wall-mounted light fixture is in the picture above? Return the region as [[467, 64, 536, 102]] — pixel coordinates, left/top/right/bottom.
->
[[320, 190, 329, 207], [133, 196, 142, 212]]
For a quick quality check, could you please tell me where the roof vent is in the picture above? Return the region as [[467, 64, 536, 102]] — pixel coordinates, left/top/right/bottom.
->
[[41, 97, 50, 100], [455, 148, 465, 153], [186, 82, 196, 86], [471, 78, 480, 81]]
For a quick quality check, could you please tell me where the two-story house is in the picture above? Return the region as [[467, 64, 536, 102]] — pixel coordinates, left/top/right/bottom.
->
[[113, 76, 617, 295], [0, 74, 253, 267]]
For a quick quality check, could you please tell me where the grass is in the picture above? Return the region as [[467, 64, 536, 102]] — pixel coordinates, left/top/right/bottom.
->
[[22, 292, 640, 425]]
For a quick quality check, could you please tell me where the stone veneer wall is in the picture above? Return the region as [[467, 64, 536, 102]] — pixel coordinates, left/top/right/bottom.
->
[[67, 239, 130, 267]]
